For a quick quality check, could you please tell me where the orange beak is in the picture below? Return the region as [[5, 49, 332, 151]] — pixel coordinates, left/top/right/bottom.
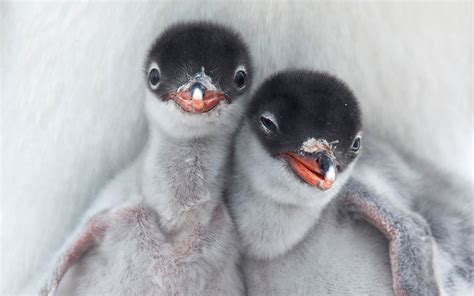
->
[[169, 87, 227, 114], [283, 152, 336, 191]]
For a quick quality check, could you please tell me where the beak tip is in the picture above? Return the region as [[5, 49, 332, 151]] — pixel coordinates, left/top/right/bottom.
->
[[191, 88, 204, 101], [325, 166, 336, 182]]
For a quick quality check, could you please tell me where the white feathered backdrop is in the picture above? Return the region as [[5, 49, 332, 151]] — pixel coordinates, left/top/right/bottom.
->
[[1, 1, 472, 294]]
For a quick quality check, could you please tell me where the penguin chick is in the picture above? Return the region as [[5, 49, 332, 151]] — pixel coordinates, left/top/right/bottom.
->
[[227, 70, 447, 296], [40, 21, 253, 295]]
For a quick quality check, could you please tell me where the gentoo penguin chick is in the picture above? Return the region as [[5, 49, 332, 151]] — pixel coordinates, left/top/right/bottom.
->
[[40, 22, 252, 295], [227, 70, 451, 295]]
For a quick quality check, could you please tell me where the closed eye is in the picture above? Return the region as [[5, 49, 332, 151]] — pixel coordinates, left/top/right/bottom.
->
[[260, 112, 278, 134], [351, 136, 361, 152]]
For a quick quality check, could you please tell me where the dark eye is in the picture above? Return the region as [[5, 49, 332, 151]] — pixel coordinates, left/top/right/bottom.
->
[[259, 113, 278, 134], [351, 136, 361, 152], [148, 67, 160, 89], [233, 70, 246, 89]]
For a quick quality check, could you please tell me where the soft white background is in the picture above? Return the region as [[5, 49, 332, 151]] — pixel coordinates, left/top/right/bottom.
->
[[1, 1, 472, 294]]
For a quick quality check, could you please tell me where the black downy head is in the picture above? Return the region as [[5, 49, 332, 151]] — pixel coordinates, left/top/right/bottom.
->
[[145, 21, 253, 114], [246, 70, 362, 190]]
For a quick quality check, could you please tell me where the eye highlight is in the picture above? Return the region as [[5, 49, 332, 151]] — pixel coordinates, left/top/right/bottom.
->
[[259, 112, 278, 134], [350, 135, 361, 152], [148, 63, 161, 89], [233, 67, 247, 89]]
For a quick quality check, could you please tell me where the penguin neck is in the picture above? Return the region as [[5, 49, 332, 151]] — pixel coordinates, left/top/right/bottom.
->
[[140, 123, 230, 233], [230, 125, 343, 259], [232, 150, 323, 259]]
